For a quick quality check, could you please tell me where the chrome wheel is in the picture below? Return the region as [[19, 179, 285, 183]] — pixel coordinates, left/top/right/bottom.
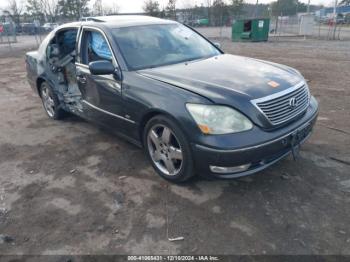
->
[[147, 124, 183, 176], [41, 85, 55, 118]]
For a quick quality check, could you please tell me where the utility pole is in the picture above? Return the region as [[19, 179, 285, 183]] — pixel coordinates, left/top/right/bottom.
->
[[332, 0, 338, 40], [307, 0, 310, 13]]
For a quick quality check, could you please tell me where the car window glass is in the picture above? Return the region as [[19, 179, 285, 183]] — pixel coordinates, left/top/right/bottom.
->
[[58, 29, 78, 56], [87, 31, 113, 63], [112, 24, 220, 70]]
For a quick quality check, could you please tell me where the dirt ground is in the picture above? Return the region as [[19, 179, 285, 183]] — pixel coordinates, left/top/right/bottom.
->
[[0, 36, 349, 255]]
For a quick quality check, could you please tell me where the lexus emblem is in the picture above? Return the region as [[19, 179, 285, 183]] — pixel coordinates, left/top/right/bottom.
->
[[289, 97, 298, 109]]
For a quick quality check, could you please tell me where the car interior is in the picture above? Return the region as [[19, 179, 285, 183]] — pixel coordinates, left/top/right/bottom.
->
[[46, 28, 83, 111]]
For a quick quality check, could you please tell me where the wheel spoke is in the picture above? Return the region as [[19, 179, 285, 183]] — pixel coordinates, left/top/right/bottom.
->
[[48, 107, 54, 116], [42, 88, 48, 99], [163, 158, 176, 174], [41, 87, 55, 117], [48, 97, 55, 107], [149, 130, 161, 150], [169, 146, 182, 160], [161, 127, 171, 144], [152, 150, 162, 161]]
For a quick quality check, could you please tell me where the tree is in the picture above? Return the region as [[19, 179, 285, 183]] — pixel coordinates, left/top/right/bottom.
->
[[211, 0, 229, 26], [41, 0, 60, 20], [57, 0, 90, 20], [26, 0, 45, 22], [93, 0, 119, 15], [230, 0, 244, 17], [109, 1, 120, 14], [26, 0, 43, 16], [7, 0, 24, 24], [192, 3, 207, 19], [165, 0, 176, 20], [340, 0, 350, 5], [92, 0, 103, 15], [270, 0, 302, 16], [143, 0, 160, 17], [27, 0, 60, 22], [205, 0, 213, 25]]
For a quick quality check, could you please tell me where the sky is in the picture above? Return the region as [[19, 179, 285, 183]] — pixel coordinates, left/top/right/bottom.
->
[[0, 0, 336, 13]]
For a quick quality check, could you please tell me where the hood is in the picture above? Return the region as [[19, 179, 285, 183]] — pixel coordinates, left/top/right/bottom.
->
[[138, 54, 303, 105]]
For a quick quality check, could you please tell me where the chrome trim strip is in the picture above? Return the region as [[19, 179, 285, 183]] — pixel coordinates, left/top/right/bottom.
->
[[252, 81, 305, 104], [251, 81, 308, 126], [82, 100, 135, 124], [194, 113, 316, 153]]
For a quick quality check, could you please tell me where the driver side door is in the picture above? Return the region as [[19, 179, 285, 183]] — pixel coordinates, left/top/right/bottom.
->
[[75, 27, 129, 130]]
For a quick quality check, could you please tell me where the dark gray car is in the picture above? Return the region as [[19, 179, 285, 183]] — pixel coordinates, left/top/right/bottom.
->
[[25, 16, 318, 182]]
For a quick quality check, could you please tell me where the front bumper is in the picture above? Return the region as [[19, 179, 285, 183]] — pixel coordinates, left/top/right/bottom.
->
[[191, 96, 318, 178]]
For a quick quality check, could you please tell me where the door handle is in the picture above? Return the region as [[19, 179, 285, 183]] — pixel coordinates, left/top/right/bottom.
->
[[77, 75, 87, 84]]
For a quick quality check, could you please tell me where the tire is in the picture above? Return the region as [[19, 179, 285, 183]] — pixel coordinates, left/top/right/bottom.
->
[[143, 115, 195, 183], [39, 82, 65, 120]]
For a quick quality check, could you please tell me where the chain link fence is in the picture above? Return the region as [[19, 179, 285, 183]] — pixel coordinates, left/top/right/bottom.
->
[[269, 15, 350, 40]]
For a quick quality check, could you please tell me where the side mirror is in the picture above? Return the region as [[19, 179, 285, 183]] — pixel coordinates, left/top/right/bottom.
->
[[89, 60, 115, 75], [213, 42, 221, 49]]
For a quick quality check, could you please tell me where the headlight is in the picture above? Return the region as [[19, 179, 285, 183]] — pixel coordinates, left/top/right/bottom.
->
[[186, 104, 253, 134]]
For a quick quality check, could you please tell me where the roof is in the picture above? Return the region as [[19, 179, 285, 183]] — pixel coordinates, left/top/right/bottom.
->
[[55, 16, 177, 33], [87, 15, 176, 28]]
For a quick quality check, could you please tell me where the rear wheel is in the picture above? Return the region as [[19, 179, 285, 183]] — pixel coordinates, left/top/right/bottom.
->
[[40, 82, 65, 120], [144, 115, 195, 182]]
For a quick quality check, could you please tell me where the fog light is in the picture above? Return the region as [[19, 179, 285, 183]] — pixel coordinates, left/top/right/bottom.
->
[[210, 163, 251, 174]]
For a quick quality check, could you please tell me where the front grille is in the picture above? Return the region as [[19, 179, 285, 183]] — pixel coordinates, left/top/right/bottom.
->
[[252, 83, 310, 126]]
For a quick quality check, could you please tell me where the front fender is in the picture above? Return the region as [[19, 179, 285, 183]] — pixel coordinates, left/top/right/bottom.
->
[[121, 71, 211, 142]]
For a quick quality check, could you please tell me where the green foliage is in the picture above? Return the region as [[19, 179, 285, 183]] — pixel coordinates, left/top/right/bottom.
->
[[211, 0, 230, 25], [270, 0, 307, 16], [230, 0, 244, 17], [26, 0, 43, 16], [192, 4, 208, 19], [143, 0, 161, 17], [57, 0, 90, 20], [340, 0, 350, 5], [166, 0, 177, 19]]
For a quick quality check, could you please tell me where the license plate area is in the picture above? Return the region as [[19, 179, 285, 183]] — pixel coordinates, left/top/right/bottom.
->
[[289, 122, 313, 159]]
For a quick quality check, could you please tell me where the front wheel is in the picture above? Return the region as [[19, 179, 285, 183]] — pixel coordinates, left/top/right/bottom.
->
[[144, 115, 195, 183]]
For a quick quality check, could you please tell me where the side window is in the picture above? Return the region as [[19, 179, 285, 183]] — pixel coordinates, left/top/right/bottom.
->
[[80, 29, 113, 65], [46, 28, 78, 61]]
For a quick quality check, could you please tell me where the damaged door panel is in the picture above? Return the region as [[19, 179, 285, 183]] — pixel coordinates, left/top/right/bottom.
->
[[26, 26, 84, 115]]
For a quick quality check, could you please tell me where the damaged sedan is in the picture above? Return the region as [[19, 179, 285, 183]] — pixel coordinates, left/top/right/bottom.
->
[[26, 16, 318, 182]]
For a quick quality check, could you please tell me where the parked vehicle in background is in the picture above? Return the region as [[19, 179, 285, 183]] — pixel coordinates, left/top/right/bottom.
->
[[43, 23, 59, 32], [80, 17, 95, 22], [21, 23, 36, 35], [25, 16, 318, 182], [345, 14, 350, 24]]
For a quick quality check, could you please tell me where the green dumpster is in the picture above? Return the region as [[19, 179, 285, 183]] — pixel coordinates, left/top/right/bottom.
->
[[232, 18, 270, 42], [198, 18, 209, 26]]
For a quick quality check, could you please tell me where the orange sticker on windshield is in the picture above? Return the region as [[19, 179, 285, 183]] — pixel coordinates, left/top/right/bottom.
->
[[268, 81, 280, 88]]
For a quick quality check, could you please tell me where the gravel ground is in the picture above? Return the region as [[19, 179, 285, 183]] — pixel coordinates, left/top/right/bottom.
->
[[0, 36, 349, 255]]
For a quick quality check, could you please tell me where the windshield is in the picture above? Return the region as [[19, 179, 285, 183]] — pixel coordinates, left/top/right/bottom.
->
[[112, 24, 221, 70]]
